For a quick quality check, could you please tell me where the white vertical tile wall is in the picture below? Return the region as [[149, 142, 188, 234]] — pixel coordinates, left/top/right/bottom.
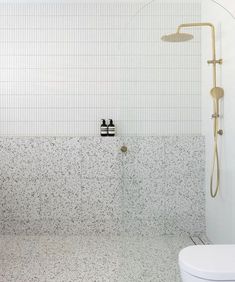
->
[[0, 1, 201, 136]]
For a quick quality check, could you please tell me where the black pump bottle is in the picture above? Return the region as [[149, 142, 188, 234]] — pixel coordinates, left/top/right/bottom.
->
[[100, 119, 108, 136], [108, 119, 115, 136]]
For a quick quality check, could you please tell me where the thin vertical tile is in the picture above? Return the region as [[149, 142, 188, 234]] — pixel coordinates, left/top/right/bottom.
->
[[0, 1, 201, 136]]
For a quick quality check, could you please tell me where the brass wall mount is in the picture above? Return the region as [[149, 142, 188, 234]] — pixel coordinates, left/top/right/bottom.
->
[[207, 59, 223, 64]]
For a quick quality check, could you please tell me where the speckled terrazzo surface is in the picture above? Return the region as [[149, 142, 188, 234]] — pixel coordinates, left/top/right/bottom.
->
[[0, 136, 205, 236], [0, 234, 199, 282], [0, 136, 206, 281]]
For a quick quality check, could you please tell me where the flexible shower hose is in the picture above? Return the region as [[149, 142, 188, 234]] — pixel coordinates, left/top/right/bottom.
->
[[210, 101, 220, 198]]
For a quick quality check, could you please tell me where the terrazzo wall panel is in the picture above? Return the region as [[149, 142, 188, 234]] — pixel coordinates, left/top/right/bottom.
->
[[0, 136, 205, 236]]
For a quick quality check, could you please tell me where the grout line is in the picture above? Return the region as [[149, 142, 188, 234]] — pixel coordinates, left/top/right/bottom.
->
[[198, 236, 206, 245], [0, 120, 202, 123], [0, 107, 202, 109], [189, 236, 197, 245], [0, 54, 202, 57], [0, 14, 202, 17]]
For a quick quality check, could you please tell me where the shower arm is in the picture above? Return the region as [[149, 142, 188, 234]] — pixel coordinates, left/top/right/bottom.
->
[[177, 22, 222, 88]]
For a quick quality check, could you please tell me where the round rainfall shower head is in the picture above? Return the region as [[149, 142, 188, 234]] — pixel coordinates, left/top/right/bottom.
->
[[161, 32, 194, 42]]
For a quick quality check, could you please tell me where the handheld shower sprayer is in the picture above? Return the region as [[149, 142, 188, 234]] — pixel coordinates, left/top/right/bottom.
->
[[161, 23, 224, 198]]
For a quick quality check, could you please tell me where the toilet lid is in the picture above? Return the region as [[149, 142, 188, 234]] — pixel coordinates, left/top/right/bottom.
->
[[179, 245, 235, 280]]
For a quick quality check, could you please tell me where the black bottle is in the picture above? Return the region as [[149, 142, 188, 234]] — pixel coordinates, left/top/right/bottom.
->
[[108, 119, 115, 137], [100, 119, 108, 137]]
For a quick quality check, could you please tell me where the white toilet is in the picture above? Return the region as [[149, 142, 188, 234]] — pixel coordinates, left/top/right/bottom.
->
[[179, 245, 235, 282]]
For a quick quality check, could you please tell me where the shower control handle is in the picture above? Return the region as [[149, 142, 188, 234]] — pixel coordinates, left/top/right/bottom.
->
[[211, 113, 219, 118], [207, 58, 223, 65], [121, 145, 127, 153]]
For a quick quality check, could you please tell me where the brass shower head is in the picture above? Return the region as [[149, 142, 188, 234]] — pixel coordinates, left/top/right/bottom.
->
[[210, 87, 224, 101], [161, 32, 194, 42]]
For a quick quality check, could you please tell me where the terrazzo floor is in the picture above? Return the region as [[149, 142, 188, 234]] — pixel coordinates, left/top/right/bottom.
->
[[0, 235, 206, 282]]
